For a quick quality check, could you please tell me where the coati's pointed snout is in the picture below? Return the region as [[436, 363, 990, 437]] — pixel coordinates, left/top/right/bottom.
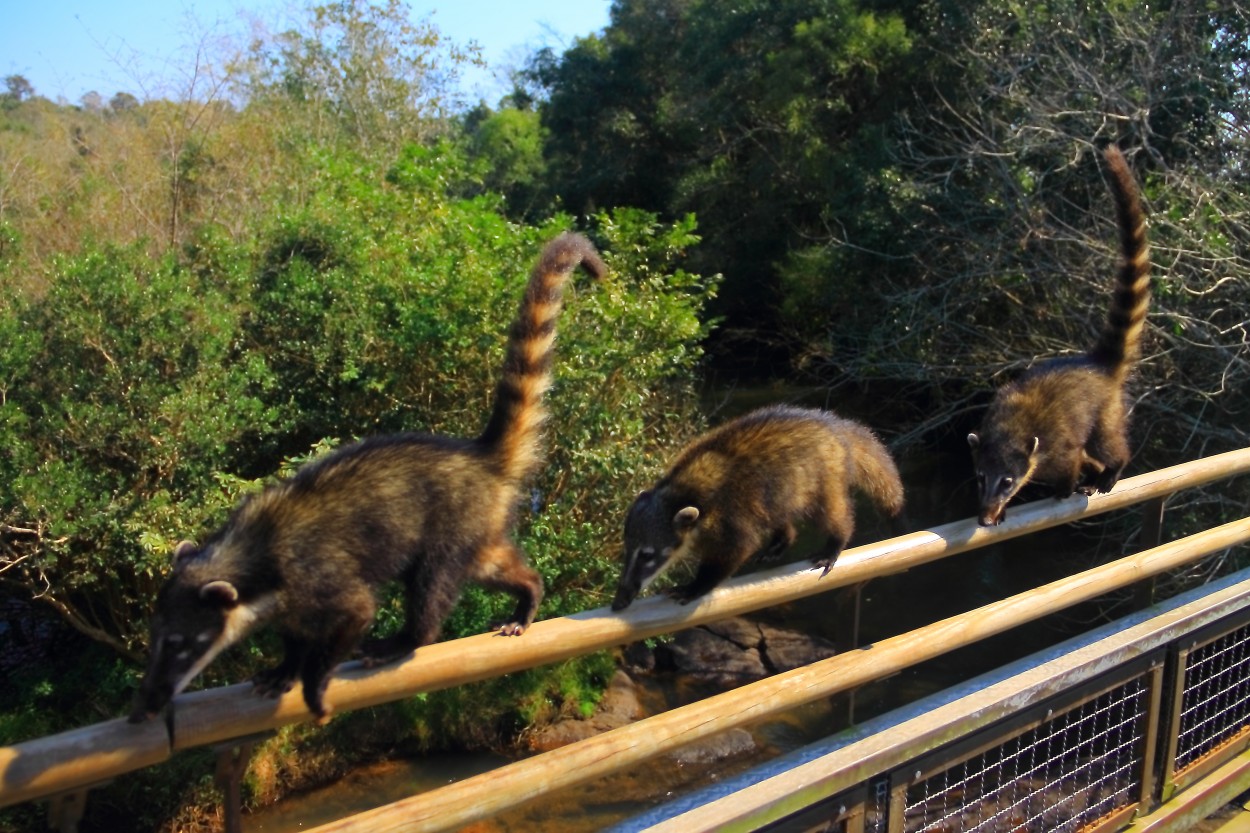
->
[[611, 582, 639, 611], [129, 673, 175, 723], [977, 509, 1005, 527]]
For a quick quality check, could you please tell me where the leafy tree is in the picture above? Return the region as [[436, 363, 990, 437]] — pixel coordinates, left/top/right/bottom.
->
[[108, 92, 139, 113], [531, 0, 915, 360], [806, 0, 1250, 469], [461, 102, 551, 219], [2, 74, 33, 106], [233, 0, 483, 154], [0, 140, 715, 730]]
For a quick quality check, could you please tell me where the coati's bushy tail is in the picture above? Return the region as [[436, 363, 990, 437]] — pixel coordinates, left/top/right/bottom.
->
[[1088, 146, 1150, 379], [478, 232, 606, 483], [843, 421, 906, 518]]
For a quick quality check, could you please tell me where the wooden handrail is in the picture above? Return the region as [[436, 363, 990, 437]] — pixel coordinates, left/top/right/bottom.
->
[[639, 569, 1250, 832], [2, 448, 1250, 809], [307, 516, 1250, 833]]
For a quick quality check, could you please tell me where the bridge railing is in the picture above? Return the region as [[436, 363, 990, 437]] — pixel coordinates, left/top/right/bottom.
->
[[621, 560, 1250, 832], [3, 448, 1250, 831]]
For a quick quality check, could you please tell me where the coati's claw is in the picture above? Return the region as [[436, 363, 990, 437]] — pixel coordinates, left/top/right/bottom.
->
[[812, 558, 835, 578], [496, 622, 527, 636]]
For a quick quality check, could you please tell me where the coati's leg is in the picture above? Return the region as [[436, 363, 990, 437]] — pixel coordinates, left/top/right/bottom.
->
[[669, 524, 762, 604], [668, 554, 743, 605], [359, 559, 466, 665], [467, 539, 544, 636], [252, 634, 309, 698], [756, 524, 797, 563], [1050, 444, 1088, 500], [299, 606, 374, 724], [1086, 412, 1131, 494], [812, 489, 854, 577]]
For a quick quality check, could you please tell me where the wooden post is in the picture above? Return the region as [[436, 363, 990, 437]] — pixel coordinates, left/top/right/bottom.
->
[[213, 734, 267, 833], [1135, 496, 1167, 609]]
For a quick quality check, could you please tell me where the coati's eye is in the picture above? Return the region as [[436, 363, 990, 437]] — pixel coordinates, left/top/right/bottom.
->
[[1002, 477, 1014, 490]]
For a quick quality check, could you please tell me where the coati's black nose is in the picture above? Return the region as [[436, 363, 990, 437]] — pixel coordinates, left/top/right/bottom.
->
[[611, 587, 637, 611]]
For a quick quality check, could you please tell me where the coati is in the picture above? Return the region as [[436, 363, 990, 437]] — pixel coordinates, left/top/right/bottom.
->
[[967, 146, 1150, 526], [130, 232, 606, 724], [611, 405, 905, 610]]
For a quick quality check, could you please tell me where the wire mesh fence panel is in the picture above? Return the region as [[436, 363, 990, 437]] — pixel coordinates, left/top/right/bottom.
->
[[900, 675, 1149, 833], [1175, 620, 1250, 775]]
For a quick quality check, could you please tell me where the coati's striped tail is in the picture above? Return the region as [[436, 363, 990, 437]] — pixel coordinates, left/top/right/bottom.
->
[[478, 232, 606, 483], [1089, 146, 1150, 379]]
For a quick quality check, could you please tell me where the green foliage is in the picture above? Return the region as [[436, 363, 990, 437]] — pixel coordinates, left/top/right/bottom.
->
[[531, 0, 914, 337], [233, 0, 482, 153], [460, 103, 552, 219], [0, 137, 713, 747]]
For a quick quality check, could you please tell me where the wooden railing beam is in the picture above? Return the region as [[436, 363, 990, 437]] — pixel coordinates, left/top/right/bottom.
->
[[2, 448, 1249, 810]]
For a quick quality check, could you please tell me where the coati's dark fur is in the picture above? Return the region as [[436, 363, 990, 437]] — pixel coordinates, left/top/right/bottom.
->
[[611, 405, 905, 610], [131, 233, 606, 723], [968, 146, 1150, 526]]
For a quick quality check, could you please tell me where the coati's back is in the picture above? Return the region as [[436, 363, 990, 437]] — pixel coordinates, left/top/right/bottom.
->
[[660, 406, 903, 519], [968, 146, 1150, 526], [132, 233, 605, 723], [613, 405, 904, 609]]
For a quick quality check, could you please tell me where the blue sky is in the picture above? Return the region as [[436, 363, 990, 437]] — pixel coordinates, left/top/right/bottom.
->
[[0, 1, 612, 105]]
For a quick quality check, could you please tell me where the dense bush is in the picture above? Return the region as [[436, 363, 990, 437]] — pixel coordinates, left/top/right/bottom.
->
[[0, 139, 716, 747]]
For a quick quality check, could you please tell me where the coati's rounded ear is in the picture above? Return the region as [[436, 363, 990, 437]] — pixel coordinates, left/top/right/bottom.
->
[[1028, 436, 1040, 456], [673, 506, 700, 531], [172, 540, 198, 564], [200, 580, 239, 608], [967, 433, 980, 449]]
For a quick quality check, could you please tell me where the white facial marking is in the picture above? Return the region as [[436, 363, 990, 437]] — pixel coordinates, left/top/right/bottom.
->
[[171, 594, 279, 698]]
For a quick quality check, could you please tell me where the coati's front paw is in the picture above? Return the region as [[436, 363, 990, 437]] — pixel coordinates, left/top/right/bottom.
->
[[1094, 471, 1120, 494], [810, 556, 837, 578], [1075, 483, 1098, 497], [251, 667, 298, 699]]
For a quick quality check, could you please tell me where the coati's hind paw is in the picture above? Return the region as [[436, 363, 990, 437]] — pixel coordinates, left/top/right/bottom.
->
[[495, 621, 528, 636], [811, 557, 836, 578], [251, 667, 298, 699], [356, 635, 417, 668]]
